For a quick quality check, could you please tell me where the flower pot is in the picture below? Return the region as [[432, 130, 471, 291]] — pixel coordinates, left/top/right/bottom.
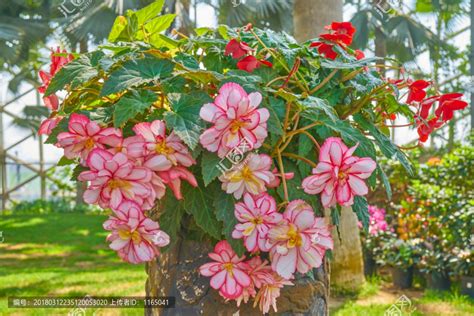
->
[[460, 276, 474, 298], [426, 271, 451, 291], [391, 266, 414, 289], [363, 251, 377, 277]]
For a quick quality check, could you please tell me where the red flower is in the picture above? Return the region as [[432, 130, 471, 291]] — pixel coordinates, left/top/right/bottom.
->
[[354, 49, 365, 60], [310, 21, 356, 59], [309, 42, 337, 60], [225, 39, 253, 59], [417, 117, 443, 143], [322, 22, 356, 46], [435, 93, 468, 122], [406, 80, 430, 104], [237, 55, 273, 73]]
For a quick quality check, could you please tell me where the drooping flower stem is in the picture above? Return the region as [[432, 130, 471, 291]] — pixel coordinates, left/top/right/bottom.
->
[[281, 152, 317, 168], [276, 148, 289, 202], [310, 69, 339, 95]]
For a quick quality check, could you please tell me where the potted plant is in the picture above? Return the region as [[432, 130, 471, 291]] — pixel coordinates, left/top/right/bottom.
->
[[450, 247, 474, 298], [418, 240, 452, 291], [34, 2, 467, 314], [377, 238, 421, 289]]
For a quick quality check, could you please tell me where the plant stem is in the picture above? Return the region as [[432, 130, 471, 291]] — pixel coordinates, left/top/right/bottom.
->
[[281, 152, 317, 168], [310, 69, 338, 95], [276, 148, 289, 202]]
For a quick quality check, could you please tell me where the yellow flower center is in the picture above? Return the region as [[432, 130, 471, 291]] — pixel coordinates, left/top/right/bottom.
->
[[108, 179, 131, 190], [118, 229, 141, 244], [84, 138, 95, 149], [338, 170, 347, 181], [222, 262, 234, 276], [286, 224, 302, 248], [155, 140, 175, 155], [251, 216, 264, 225], [230, 119, 245, 133]]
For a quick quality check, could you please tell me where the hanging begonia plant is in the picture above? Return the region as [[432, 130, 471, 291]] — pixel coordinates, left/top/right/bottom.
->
[[36, 1, 467, 313]]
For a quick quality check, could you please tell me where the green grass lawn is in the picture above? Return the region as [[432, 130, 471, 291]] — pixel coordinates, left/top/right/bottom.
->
[[0, 213, 147, 315]]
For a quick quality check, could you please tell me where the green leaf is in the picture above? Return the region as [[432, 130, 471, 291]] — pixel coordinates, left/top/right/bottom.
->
[[182, 183, 221, 240], [354, 113, 413, 175], [264, 97, 285, 136], [57, 156, 74, 166], [164, 92, 211, 149], [145, 14, 176, 34], [45, 51, 104, 96], [149, 33, 179, 49], [158, 191, 185, 247], [353, 196, 369, 231], [213, 187, 245, 256], [108, 16, 130, 42], [377, 164, 392, 200], [135, 0, 166, 24], [201, 151, 222, 186], [300, 96, 338, 122], [101, 56, 174, 96], [71, 164, 88, 181], [113, 90, 157, 127], [321, 57, 382, 69]]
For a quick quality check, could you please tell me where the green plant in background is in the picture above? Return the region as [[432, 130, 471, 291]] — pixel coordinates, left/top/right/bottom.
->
[[376, 237, 423, 270], [9, 198, 102, 215]]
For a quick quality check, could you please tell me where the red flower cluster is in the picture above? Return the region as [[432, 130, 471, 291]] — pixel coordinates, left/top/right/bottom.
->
[[225, 39, 273, 72], [415, 93, 468, 142], [310, 22, 363, 60]]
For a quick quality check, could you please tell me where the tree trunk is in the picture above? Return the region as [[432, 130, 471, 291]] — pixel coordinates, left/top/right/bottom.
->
[[293, 0, 343, 42], [327, 207, 365, 291]]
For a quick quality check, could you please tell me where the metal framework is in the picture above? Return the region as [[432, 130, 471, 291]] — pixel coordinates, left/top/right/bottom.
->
[[0, 86, 58, 212]]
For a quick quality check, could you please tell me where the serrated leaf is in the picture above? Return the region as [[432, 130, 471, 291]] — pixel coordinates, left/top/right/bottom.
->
[[108, 16, 129, 42], [321, 57, 381, 69], [264, 97, 285, 136], [45, 52, 104, 96], [201, 151, 222, 186], [113, 90, 157, 127], [101, 57, 174, 96], [354, 113, 413, 175], [353, 196, 369, 231], [149, 33, 179, 49], [135, 0, 166, 24], [212, 187, 245, 256], [182, 183, 221, 240], [145, 14, 176, 34], [163, 93, 211, 149], [300, 96, 338, 122]]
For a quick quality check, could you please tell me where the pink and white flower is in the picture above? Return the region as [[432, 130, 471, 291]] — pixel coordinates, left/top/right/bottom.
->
[[37, 47, 73, 111], [219, 153, 275, 199], [199, 240, 251, 300], [129, 120, 195, 167], [157, 166, 198, 200], [232, 193, 282, 252], [266, 200, 333, 279], [235, 256, 273, 307], [254, 273, 293, 314], [78, 149, 153, 210], [38, 116, 63, 135], [57, 113, 122, 162], [301, 137, 376, 208], [199, 83, 269, 158], [103, 201, 170, 264]]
